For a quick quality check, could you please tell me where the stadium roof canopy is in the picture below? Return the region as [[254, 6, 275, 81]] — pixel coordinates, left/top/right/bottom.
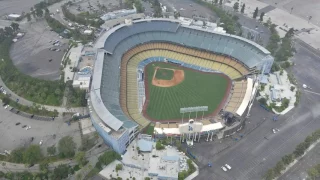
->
[[92, 19, 272, 131]]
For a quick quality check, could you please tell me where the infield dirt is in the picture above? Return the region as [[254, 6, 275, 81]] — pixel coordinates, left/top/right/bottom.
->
[[152, 67, 185, 87]]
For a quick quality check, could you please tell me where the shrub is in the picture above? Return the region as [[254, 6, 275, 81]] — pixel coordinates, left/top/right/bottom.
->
[[290, 86, 295, 91], [156, 141, 165, 150]]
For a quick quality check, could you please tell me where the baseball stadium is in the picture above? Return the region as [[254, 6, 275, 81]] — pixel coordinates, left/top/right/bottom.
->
[[88, 19, 274, 154]]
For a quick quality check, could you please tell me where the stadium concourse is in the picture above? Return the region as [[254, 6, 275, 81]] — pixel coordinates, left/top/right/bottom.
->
[[89, 18, 274, 154]]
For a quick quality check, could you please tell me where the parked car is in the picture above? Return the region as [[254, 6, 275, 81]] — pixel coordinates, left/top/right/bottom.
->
[[225, 164, 232, 170], [15, 122, 21, 126], [272, 128, 277, 134], [4, 105, 9, 109], [221, 166, 227, 172], [39, 140, 43, 145]]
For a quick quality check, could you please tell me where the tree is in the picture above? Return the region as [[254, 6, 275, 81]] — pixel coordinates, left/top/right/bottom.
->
[[10, 22, 19, 32], [26, 13, 32, 21], [174, 11, 180, 19], [23, 145, 43, 165], [178, 170, 188, 180], [4, 27, 13, 36], [308, 167, 320, 180], [265, 17, 272, 27], [39, 162, 49, 173], [2, 96, 10, 104], [134, 0, 144, 13], [281, 154, 294, 165], [308, 16, 312, 23], [233, 2, 239, 11], [9, 148, 25, 163], [274, 161, 285, 175], [156, 141, 164, 150], [98, 151, 121, 166], [260, 12, 265, 21], [47, 145, 56, 156], [45, 8, 50, 14], [285, 28, 294, 38], [52, 164, 70, 179], [36, 8, 44, 17], [145, 177, 151, 180], [294, 142, 308, 157], [258, 97, 267, 105], [241, 3, 245, 13], [264, 169, 275, 180], [75, 151, 86, 167], [115, 164, 123, 172], [152, 0, 162, 17], [58, 136, 76, 158], [253, 7, 258, 19], [280, 69, 284, 75], [219, 0, 223, 5]]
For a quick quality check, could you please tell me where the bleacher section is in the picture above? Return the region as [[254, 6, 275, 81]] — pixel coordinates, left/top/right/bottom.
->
[[224, 81, 248, 114], [124, 42, 248, 78], [119, 42, 250, 128]]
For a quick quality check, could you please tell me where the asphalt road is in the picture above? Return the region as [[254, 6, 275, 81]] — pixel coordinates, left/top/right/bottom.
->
[[191, 39, 320, 180]]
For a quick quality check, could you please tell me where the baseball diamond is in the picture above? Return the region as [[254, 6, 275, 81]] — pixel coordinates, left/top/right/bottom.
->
[[154, 67, 175, 80], [143, 62, 231, 121]]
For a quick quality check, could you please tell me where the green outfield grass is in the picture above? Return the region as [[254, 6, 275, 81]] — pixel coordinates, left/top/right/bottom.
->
[[145, 62, 230, 121], [155, 68, 174, 80]]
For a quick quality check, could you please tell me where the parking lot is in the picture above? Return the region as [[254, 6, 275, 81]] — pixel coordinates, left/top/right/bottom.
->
[[160, 0, 215, 19], [9, 20, 68, 80], [67, 0, 120, 15], [0, 0, 41, 17], [0, 104, 82, 155]]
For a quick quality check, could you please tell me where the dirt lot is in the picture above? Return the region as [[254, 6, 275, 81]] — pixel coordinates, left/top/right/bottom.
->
[[10, 20, 68, 80]]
